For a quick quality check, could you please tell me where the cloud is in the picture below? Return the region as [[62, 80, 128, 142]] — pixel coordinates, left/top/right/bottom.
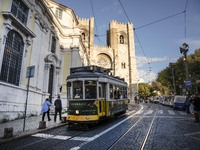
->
[[98, 24, 108, 30], [138, 69, 157, 83], [101, 0, 122, 15]]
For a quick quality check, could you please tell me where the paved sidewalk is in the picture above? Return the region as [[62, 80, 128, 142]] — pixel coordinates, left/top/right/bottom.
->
[[0, 114, 68, 144]]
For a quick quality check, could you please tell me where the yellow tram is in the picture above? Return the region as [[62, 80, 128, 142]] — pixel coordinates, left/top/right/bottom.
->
[[66, 66, 129, 128]]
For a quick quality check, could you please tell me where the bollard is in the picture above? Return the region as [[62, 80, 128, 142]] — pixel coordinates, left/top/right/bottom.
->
[[39, 121, 46, 129], [4, 127, 13, 138], [61, 117, 66, 123]]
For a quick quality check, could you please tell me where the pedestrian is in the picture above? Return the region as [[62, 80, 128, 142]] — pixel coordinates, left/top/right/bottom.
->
[[42, 98, 51, 121], [192, 93, 200, 124], [54, 94, 62, 122], [184, 95, 191, 114]]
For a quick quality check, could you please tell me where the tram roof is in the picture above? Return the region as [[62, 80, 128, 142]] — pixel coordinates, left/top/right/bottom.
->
[[67, 66, 125, 82]]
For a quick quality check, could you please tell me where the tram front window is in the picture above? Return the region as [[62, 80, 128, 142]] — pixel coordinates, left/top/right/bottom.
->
[[85, 80, 97, 99], [73, 81, 83, 99]]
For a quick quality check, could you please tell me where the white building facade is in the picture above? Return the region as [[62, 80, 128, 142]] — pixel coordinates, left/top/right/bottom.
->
[[0, 0, 89, 122]]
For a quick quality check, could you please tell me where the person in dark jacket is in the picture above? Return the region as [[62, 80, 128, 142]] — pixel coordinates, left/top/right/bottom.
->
[[193, 93, 200, 124], [185, 95, 191, 114], [54, 95, 62, 122], [193, 94, 200, 126]]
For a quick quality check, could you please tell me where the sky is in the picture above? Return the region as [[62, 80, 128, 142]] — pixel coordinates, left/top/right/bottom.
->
[[55, 0, 200, 83]]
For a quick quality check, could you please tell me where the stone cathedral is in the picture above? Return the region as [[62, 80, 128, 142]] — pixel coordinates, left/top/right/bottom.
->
[[79, 18, 138, 99]]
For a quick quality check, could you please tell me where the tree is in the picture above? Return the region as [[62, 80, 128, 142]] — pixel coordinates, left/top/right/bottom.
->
[[156, 48, 200, 95]]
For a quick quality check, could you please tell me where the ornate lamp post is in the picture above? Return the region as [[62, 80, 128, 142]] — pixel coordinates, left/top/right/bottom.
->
[[180, 43, 191, 94], [180, 43, 189, 79]]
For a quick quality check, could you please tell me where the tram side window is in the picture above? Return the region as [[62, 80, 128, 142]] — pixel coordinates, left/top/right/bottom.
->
[[114, 86, 120, 99], [99, 82, 105, 99], [110, 84, 114, 99], [85, 80, 97, 99], [73, 81, 83, 99], [67, 82, 72, 99], [123, 87, 128, 98]]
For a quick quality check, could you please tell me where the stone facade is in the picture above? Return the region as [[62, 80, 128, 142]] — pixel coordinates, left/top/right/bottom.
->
[[79, 18, 138, 100]]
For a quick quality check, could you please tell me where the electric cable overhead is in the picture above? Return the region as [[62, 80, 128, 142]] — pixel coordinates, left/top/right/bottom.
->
[[134, 11, 185, 30], [90, 0, 100, 43], [118, 0, 131, 23], [184, 0, 188, 39]]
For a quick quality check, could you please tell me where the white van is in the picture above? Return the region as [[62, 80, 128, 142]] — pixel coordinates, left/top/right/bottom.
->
[[173, 95, 186, 110]]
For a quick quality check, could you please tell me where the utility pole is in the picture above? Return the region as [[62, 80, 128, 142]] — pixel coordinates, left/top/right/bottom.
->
[[180, 43, 191, 94]]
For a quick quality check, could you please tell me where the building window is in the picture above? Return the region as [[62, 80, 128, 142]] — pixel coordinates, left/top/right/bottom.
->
[[51, 36, 56, 53], [82, 33, 86, 41], [119, 35, 124, 44], [55, 8, 63, 20], [11, 0, 29, 25], [121, 62, 126, 69], [0, 30, 24, 86]]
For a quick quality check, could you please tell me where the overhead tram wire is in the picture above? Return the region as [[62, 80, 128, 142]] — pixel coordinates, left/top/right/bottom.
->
[[95, 10, 186, 37], [134, 11, 185, 30], [118, 0, 131, 23], [184, 0, 189, 39], [90, 0, 100, 44]]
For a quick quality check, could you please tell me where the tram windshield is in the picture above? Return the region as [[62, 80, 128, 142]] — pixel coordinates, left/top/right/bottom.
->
[[85, 80, 97, 99], [73, 81, 83, 99]]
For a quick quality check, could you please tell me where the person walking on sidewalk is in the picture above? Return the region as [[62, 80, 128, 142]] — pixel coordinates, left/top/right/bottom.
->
[[54, 94, 62, 122], [185, 95, 191, 114], [193, 93, 200, 125], [42, 98, 51, 121]]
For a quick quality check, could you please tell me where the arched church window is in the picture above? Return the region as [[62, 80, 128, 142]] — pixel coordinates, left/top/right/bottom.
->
[[121, 62, 126, 69], [0, 30, 24, 86], [119, 35, 124, 44], [82, 33, 86, 41]]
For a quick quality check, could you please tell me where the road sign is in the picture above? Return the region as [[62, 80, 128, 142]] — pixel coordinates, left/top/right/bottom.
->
[[26, 66, 35, 78], [185, 78, 192, 88]]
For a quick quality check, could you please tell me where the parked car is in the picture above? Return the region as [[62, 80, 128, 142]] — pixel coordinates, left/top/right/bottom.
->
[[169, 96, 175, 107], [154, 97, 160, 103], [173, 95, 186, 110]]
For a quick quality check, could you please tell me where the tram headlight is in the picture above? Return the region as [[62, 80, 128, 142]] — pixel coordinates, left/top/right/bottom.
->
[[75, 110, 79, 114]]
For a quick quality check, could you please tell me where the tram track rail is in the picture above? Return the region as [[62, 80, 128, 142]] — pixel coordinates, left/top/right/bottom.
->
[[108, 105, 159, 150]]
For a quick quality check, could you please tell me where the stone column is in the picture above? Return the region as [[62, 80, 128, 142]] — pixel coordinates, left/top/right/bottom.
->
[[71, 46, 79, 67], [43, 63, 51, 98]]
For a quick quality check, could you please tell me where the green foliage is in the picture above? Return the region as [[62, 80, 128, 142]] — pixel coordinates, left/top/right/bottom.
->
[[156, 48, 200, 95]]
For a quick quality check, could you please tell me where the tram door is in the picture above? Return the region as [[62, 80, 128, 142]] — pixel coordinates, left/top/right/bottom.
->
[[98, 83, 106, 116]]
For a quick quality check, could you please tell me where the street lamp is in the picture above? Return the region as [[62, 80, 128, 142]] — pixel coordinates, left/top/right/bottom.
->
[[180, 43, 189, 78]]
